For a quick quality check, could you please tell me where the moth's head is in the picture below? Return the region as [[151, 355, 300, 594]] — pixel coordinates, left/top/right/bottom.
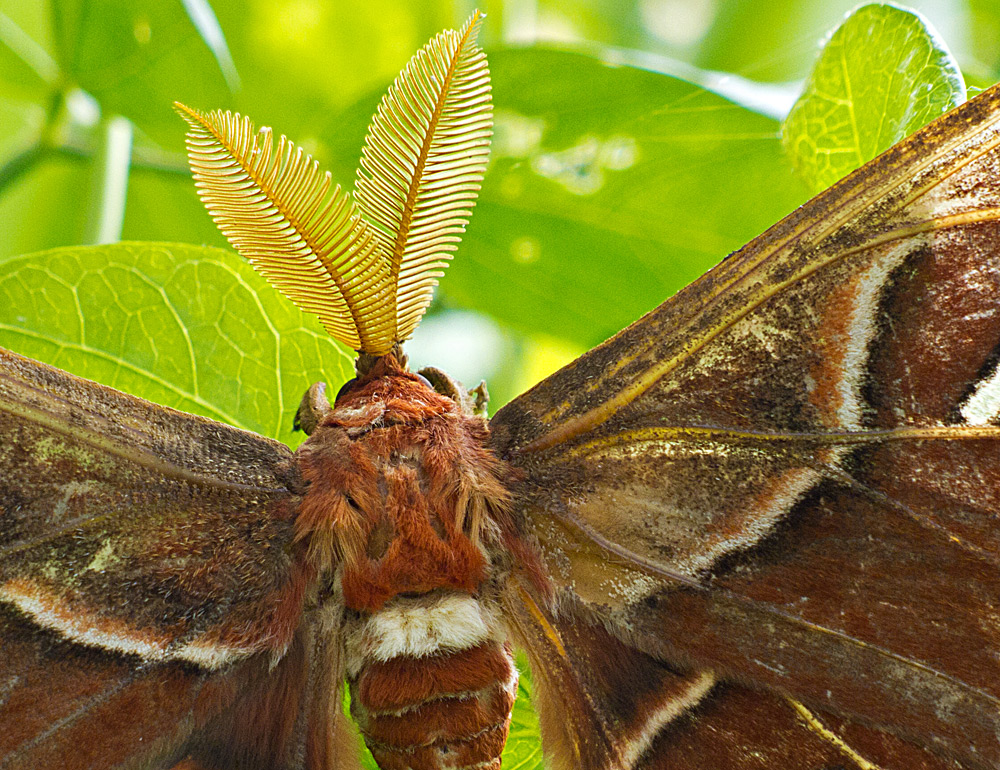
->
[[292, 356, 511, 613]]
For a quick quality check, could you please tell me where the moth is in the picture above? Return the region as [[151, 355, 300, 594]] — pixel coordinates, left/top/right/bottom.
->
[[1, 9, 999, 770]]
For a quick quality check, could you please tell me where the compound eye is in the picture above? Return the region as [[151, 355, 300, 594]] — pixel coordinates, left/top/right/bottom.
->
[[335, 377, 359, 403]]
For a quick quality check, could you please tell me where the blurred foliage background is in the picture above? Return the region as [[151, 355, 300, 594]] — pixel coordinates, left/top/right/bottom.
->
[[1, 0, 996, 413], [0, 2, 994, 766]]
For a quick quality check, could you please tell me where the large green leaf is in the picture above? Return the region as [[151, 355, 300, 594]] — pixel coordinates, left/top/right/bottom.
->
[[782, 3, 965, 192], [463, 49, 811, 347], [0, 242, 352, 443]]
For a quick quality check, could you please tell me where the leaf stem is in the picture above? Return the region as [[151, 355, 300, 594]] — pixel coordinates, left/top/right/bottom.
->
[[85, 115, 133, 245], [0, 143, 47, 193], [0, 9, 59, 85]]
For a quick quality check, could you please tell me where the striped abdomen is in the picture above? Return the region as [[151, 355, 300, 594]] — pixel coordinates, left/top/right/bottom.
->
[[345, 593, 517, 770]]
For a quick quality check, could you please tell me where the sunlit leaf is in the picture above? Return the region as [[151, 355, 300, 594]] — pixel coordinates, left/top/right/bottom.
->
[[782, 3, 965, 192], [457, 49, 811, 348], [0, 242, 352, 443]]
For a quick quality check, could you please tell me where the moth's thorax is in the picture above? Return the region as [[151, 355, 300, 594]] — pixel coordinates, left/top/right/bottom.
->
[[294, 359, 516, 769]]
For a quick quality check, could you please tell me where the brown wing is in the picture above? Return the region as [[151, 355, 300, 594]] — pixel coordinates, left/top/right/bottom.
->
[[0, 347, 359, 769], [504, 588, 955, 770], [491, 82, 1000, 768]]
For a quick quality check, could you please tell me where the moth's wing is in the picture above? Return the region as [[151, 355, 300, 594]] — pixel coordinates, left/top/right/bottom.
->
[[504, 588, 946, 770], [184, 609, 365, 770], [0, 347, 361, 769], [491, 83, 1000, 769], [1, 605, 361, 770]]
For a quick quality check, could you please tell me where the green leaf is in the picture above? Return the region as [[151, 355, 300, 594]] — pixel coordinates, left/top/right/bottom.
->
[[179, 0, 239, 92], [210, 1, 455, 138], [462, 48, 810, 349], [0, 157, 92, 259], [0, 4, 58, 208], [122, 165, 229, 247], [782, 3, 965, 193], [692, 0, 872, 82], [0, 5, 58, 97], [0, 242, 352, 443], [969, 0, 1000, 81], [504, 659, 544, 770]]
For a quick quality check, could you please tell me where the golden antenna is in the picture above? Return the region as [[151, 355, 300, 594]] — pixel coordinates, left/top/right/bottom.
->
[[178, 11, 492, 357]]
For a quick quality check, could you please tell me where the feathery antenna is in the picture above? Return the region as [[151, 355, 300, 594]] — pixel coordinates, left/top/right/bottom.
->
[[177, 11, 492, 357], [356, 11, 493, 342]]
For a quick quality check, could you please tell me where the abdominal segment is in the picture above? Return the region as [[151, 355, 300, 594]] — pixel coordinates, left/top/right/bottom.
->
[[345, 593, 517, 770]]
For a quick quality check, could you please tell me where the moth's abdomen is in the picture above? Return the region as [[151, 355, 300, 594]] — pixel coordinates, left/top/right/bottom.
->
[[345, 594, 517, 770]]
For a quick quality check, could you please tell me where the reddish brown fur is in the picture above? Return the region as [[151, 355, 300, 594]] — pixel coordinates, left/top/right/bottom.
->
[[354, 641, 514, 712], [294, 355, 512, 613], [358, 678, 516, 746], [338, 462, 486, 609], [369, 724, 508, 770]]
